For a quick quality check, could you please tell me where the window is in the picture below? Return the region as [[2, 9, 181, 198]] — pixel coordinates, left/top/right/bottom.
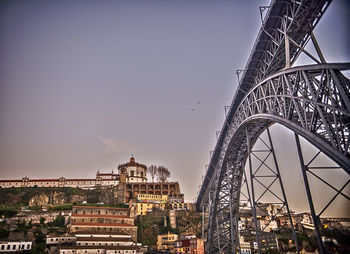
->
[[131, 171, 134, 176], [7, 245, 10, 250], [27, 244, 30, 249], [1, 245, 4, 250], [13, 245, 16, 250]]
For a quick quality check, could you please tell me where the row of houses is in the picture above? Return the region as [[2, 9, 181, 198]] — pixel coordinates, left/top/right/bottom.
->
[[47, 205, 145, 253]]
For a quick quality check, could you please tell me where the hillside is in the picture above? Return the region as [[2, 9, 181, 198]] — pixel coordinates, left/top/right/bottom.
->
[[0, 186, 120, 212], [135, 210, 202, 246]]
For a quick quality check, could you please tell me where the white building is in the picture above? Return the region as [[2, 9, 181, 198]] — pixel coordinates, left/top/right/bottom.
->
[[0, 157, 148, 188], [0, 174, 119, 189], [46, 234, 77, 246], [0, 241, 32, 252], [58, 232, 143, 254], [118, 157, 147, 183]]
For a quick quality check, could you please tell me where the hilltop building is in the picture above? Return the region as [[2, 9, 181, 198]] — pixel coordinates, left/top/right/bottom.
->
[[118, 157, 147, 183], [0, 156, 184, 204]]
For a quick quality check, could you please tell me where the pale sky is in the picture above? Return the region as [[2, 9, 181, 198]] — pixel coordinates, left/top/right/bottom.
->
[[1, 0, 349, 213]]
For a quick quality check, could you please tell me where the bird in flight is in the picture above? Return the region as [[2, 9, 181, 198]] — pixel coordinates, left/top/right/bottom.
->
[[190, 101, 201, 112]]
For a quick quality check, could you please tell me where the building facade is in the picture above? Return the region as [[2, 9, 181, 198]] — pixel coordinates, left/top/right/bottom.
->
[[70, 206, 138, 241], [118, 157, 147, 183], [157, 232, 178, 252], [0, 156, 185, 206], [0, 241, 32, 253], [135, 194, 167, 216], [58, 232, 144, 254]]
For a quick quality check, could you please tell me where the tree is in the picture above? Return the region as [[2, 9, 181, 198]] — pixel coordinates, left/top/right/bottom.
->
[[148, 165, 157, 182], [39, 217, 45, 224], [157, 166, 170, 183]]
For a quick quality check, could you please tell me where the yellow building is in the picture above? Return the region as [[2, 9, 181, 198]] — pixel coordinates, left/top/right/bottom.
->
[[136, 194, 167, 215], [157, 232, 178, 252]]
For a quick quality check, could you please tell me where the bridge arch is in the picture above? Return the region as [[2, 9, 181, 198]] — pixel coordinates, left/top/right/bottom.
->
[[207, 64, 350, 253]]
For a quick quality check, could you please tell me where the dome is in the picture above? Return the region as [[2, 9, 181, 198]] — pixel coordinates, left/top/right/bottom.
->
[[118, 156, 147, 170]]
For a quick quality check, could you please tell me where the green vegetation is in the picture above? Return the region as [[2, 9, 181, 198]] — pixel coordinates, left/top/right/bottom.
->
[[0, 221, 10, 238], [50, 204, 73, 210], [321, 226, 350, 245], [13, 220, 31, 233], [0, 187, 86, 212], [30, 228, 46, 254], [47, 215, 65, 227], [0, 208, 17, 218], [135, 210, 201, 246]]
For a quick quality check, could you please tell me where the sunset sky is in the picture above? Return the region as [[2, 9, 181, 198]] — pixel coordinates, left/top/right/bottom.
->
[[1, 0, 349, 214]]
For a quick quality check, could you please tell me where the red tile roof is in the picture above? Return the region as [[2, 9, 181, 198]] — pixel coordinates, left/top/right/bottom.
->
[[71, 222, 136, 227], [60, 245, 139, 250], [76, 237, 131, 242], [72, 214, 131, 219], [74, 231, 130, 236]]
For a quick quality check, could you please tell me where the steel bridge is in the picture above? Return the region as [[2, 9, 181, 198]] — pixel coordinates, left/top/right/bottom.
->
[[196, 0, 350, 253]]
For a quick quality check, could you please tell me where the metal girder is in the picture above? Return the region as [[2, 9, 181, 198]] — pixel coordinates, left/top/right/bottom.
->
[[197, 0, 332, 212], [195, 0, 349, 253], [206, 63, 350, 253]]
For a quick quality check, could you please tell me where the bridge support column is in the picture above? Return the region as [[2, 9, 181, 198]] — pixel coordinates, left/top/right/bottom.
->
[[202, 204, 205, 239], [267, 128, 299, 253], [295, 134, 325, 254], [246, 127, 262, 254], [285, 34, 290, 68]]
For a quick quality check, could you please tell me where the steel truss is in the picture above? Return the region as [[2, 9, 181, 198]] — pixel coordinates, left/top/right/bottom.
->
[[206, 63, 350, 253], [197, 0, 332, 215], [196, 0, 350, 253]]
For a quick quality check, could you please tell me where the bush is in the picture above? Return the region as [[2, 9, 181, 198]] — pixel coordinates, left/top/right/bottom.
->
[[39, 217, 46, 224], [50, 204, 73, 210], [48, 215, 65, 227], [0, 209, 17, 218]]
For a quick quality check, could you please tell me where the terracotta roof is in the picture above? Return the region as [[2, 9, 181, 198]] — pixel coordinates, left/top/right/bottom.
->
[[76, 237, 131, 242], [0, 178, 118, 183], [74, 231, 130, 236], [59, 245, 139, 250], [71, 222, 136, 227], [65, 179, 97, 182], [73, 206, 128, 210], [72, 214, 131, 219]]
